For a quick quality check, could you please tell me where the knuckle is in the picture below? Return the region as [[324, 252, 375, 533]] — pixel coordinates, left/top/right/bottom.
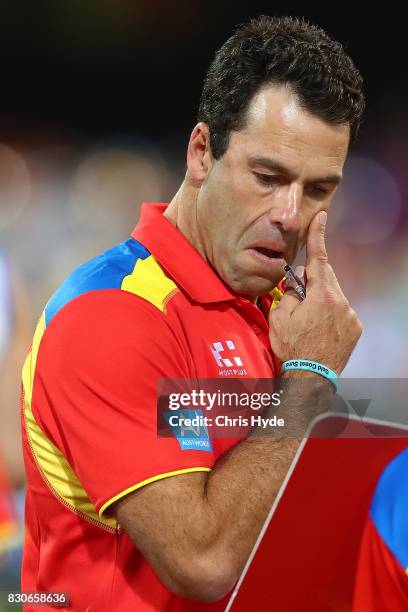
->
[[348, 308, 363, 334], [316, 252, 328, 264], [338, 299, 350, 312], [320, 285, 338, 303]]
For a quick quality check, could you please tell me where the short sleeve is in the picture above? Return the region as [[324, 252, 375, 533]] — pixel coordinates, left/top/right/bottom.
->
[[32, 289, 215, 517]]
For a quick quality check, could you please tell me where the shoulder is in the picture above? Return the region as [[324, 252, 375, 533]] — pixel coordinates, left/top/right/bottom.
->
[[370, 447, 408, 571], [33, 237, 188, 373], [45, 237, 179, 327]]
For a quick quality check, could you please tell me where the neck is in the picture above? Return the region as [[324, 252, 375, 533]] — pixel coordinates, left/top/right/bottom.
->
[[164, 181, 207, 260]]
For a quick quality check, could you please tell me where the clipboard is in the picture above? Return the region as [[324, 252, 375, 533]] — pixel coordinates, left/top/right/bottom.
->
[[225, 414, 408, 611]]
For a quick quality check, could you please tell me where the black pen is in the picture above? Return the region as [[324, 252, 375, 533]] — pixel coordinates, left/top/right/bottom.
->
[[284, 264, 306, 300]]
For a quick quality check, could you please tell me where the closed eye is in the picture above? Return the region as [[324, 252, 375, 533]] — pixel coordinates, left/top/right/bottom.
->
[[254, 171, 335, 198], [254, 172, 283, 187], [306, 184, 331, 198], [312, 185, 328, 194]]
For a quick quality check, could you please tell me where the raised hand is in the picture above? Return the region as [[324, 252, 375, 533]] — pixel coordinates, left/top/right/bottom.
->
[[269, 211, 363, 374]]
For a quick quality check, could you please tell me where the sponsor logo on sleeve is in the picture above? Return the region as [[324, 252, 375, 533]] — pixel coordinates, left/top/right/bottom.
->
[[164, 409, 213, 452]]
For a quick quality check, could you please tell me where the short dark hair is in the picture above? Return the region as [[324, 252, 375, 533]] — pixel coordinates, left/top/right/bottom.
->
[[198, 15, 365, 159]]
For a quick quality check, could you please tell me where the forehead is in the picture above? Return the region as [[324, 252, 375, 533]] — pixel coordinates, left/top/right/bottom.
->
[[230, 84, 350, 175]]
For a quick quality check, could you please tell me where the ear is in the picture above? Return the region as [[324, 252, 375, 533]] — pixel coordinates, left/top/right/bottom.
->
[[186, 122, 213, 186]]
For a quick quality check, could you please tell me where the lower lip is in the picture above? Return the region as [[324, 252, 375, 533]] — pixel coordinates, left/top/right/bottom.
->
[[246, 248, 285, 267]]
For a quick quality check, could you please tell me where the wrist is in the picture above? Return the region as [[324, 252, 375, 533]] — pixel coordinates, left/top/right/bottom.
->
[[282, 369, 325, 381], [258, 371, 335, 437], [281, 359, 338, 391], [281, 369, 334, 392]]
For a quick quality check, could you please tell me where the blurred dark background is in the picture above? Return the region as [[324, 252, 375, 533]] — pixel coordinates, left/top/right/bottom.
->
[[0, 2, 406, 601], [0, 2, 406, 149]]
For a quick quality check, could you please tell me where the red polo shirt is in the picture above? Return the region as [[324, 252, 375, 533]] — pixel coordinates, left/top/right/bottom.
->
[[21, 203, 281, 611]]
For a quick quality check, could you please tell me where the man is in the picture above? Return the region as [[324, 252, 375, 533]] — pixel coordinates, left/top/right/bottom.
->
[[353, 449, 408, 611], [21, 15, 364, 611]]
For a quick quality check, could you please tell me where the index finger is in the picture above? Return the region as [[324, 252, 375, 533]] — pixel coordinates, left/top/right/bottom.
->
[[306, 210, 329, 272]]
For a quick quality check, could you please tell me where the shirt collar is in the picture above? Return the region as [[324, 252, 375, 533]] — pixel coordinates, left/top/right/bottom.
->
[[131, 202, 237, 303]]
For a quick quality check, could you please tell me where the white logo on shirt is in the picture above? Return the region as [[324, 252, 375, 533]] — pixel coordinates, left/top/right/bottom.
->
[[210, 340, 247, 376]]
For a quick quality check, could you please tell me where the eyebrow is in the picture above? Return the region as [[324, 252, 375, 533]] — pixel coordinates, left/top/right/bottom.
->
[[248, 155, 343, 185]]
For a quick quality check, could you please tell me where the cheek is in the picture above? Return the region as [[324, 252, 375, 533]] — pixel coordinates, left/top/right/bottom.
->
[[297, 217, 312, 248], [207, 179, 242, 227], [202, 165, 254, 246], [215, 155, 254, 200]]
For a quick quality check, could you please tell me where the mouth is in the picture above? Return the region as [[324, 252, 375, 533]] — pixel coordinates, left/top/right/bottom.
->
[[244, 246, 287, 274], [246, 241, 287, 264], [251, 246, 284, 259]]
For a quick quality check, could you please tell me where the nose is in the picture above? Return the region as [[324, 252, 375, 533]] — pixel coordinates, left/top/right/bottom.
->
[[267, 183, 303, 233]]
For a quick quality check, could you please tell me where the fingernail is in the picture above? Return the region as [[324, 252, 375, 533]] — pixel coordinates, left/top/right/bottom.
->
[[294, 265, 305, 281], [318, 211, 327, 226]]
